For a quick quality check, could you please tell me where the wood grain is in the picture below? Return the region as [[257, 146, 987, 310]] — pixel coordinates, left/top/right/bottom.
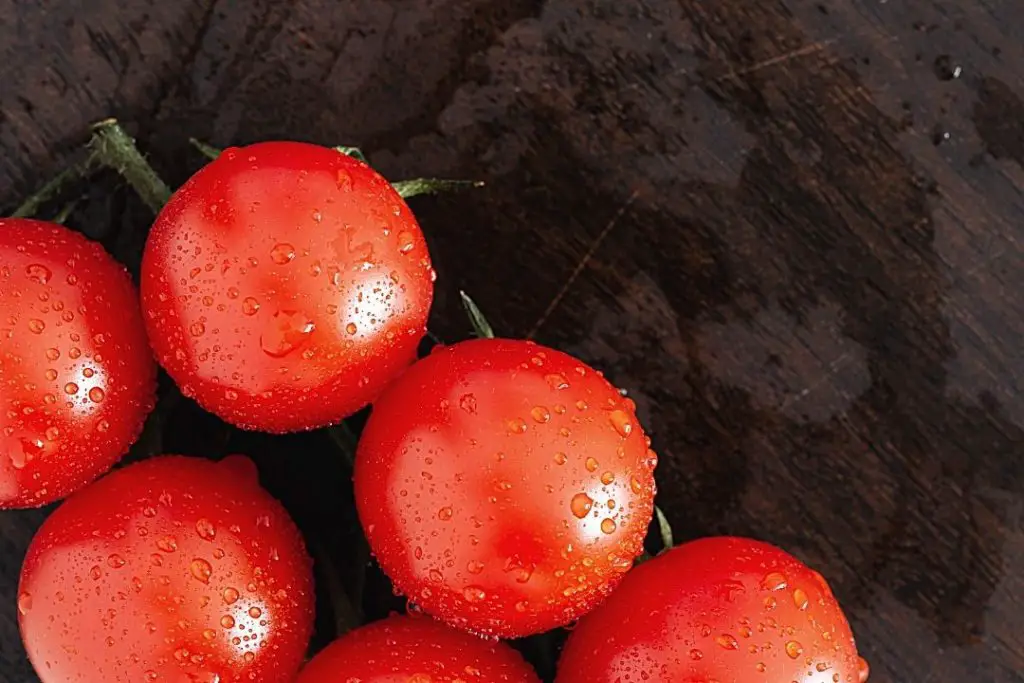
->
[[2, 1, 1023, 681]]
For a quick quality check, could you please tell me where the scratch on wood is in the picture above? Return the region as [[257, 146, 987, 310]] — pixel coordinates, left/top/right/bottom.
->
[[717, 39, 839, 81], [527, 189, 639, 339]]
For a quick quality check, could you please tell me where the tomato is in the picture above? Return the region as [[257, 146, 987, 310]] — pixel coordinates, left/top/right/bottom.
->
[[555, 536, 869, 683], [296, 615, 541, 683], [354, 338, 657, 637], [18, 455, 314, 683], [140, 142, 434, 433], [0, 218, 156, 509]]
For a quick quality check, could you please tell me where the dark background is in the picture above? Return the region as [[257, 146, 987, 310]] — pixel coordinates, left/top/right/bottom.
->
[[1, 1, 1023, 681]]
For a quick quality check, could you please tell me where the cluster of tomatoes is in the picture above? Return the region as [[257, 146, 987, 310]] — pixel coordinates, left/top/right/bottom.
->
[[2, 140, 870, 682]]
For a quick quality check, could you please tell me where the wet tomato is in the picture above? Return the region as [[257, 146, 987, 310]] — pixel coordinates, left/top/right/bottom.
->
[[18, 455, 314, 683], [296, 615, 540, 683], [354, 338, 657, 637], [556, 536, 868, 683], [0, 218, 155, 509], [141, 142, 434, 433]]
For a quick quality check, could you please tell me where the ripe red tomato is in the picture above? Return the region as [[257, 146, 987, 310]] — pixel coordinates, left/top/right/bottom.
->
[[0, 218, 155, 509], [18, 455, 314, 683], [141, 142, 434, 433], [296, 615, 541, 682], [556, 536, 869, 683], [354, 338, 657, 637]]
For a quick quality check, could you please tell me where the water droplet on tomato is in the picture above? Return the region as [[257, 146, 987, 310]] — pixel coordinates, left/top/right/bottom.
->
[[336, 169, 352, 190], [467, 561, 484, 574], [242, 297, 260, 316], [507, 418, 527, 434], [17, 592, 32, 615], [195, 518, 216, 541], [345, 322, 357, 335], [88, 387, 105, 403], [438, 506, 453, 521], [260, 310, 315, 357], [530, 406, 550, 423], [190, 321, 206, 337], [223, 587, 239, 605], [45, 347, 60, 360], [221, 615, 235, 629], [515, 600, 529, 613], [793, 587, 809, 610], [463, 586, 486, 602], [785, 640, 804, 659], [689, 648, 703, 661], [28, 319, 45, 334], [585, 457, 599, 472], [716, 634, 739, 650], [600, 518, 617, 534], [554, 452, 567, 465], [571, 493, 594, 519], [600, 471, 615, 485], [248, 606, 262, 618], [545, 373, 569, 390], [190, 558, 212, 583], [270, 243, 296, 264], [762, 572, 788, 592], [25, 264, 51, 284], [609, 409, 633, 436], [64, 382, 79, 395], [858, 656, 871, 683], [156, 536, 178, 553], [397, 231, 415, 254], [44, 426, 60, 441], [459, 394, 477, 414]]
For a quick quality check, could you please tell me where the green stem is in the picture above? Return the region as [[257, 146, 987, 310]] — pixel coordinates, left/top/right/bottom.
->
[[189, 137, 221, 161], [90, 119, 171, 213], [11, 151, 97, 218], [655, 505, 674, 551], [392, 178, 484, 199], [460, 290, 496, 339]]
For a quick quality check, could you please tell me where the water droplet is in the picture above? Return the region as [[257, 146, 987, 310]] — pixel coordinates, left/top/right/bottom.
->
[[857, 656, 871, 683], [195, 518, 216, 541], [545, 373, 569, 390], [223, 587, 240, 605], [515, 600, 529, 613], [438, 506, 453, 521], [242, 297, 260, 316], [270, 243, 296, 264], [189, 558, 213, 583], [202, 628, 217, 641], [716, 634, 739, 650], [600, 471, 615, 485], [248, 606, 262, 618], [189, 322, 206, 337], [44, 426, 60, 441], [156, 536, 178, 553], [609, 409, 633, 436], [756, 662, 767, 673], [553, 452, 567, 465], [45, 347, 60, 360], [89, 565, 103, 580], [88, 387, 105, 403], [28, 319, 45, 334], [793, 587, 809, 610], [243, 651, 255, 664], [463, 586, 486, 602], [785, 640, 804, 659], [600, 518, 617, 534], [107, 554, 126, 569], [570, 493, 594, 519], [260, 310, 315, 357], [459, 394, 477, 414], [428, 569, 443, 583], [585, 457, 599, 472], [397, 231, 415, 253], [17, 592, 32, 615], [26, 264, 52, 284], [762, 572, 788, 592], [530, 406, 550, 423], [467, 560, 484, 574], [507, 418, 527, 434], [227, 286, 240, 299], [764, 595, 777, 611], [64, 382, 79, 395], [221, 615, 235, 629], [345, 322, 357, 335], [689, 648, 703, 661], [336, 169, 352, 190]]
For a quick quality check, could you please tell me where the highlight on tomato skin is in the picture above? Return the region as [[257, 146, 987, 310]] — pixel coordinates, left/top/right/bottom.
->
[[354, 338, 658, 638], [0, 218, 156, 509], [140, 141, 435, 433], [296, 614, 542, 683], [17, 455, 314, 683], [555, 536, 868, 683]]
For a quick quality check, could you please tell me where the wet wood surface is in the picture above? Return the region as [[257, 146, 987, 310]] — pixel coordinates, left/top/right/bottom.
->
[[1, 1, 1023, 681]]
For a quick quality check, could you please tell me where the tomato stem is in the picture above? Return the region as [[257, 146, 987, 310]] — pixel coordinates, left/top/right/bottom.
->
[[459, 290, 496, 339], [654, 505, 674, 551], [391, 178, 485, 199], [90, 119, 171, 213], [10, 150, 97, 219], [188, 137, 221, 161]]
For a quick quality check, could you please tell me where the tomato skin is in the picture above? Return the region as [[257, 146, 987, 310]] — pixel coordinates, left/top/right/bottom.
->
[[0, 218, 156, 508], [296, 615, 541, 683], [555, 537, 865, 683], [140, 142, 434, 433], [18, 455, 314, 683], [354, 338, 657, 637]]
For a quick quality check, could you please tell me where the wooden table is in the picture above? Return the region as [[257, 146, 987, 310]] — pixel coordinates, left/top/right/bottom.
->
[[1, 1, 1022, 681]]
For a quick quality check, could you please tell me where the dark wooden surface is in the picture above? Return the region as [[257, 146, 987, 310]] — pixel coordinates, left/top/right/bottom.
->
[[2, 1, 1023, 681]]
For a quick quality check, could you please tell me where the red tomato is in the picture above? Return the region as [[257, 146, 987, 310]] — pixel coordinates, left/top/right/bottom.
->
[[296, 615, 541, 683], [141, 142, 434, 433], [354, 338, 657, 637], [556, 536, 869, 683], [18, 455, 314, 683], [0, 218, 155, 508]]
